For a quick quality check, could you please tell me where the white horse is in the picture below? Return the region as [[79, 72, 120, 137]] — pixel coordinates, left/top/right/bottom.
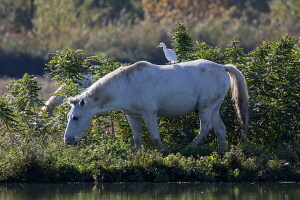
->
[[64, 60, 249, 151], [42, 75, 94, 116]]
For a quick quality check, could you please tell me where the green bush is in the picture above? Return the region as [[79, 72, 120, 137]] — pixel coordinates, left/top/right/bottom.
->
[[244, 34, 300, 152]]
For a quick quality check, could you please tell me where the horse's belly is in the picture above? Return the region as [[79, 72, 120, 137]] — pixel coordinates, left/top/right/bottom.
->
[[157, 108, 196, 117], [156, 96, 198, 117]]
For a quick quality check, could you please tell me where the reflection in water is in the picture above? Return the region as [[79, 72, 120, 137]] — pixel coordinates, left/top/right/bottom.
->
[[0, 182, 299, 200]]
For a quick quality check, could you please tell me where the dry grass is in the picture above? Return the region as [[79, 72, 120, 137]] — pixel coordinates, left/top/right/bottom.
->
[[0, 76, 10, 96], [0, 76, 59, 101], [37, 77, 60, 101]]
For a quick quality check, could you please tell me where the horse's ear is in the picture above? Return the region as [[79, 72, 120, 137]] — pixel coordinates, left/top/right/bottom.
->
[[79, 99, 85, 107]]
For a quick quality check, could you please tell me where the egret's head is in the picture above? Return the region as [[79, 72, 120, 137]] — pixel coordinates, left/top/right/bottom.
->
[[158, 42, 166, 48]]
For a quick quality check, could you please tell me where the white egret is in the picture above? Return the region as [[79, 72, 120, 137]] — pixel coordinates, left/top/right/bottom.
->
[[158, 42, 178, 63]]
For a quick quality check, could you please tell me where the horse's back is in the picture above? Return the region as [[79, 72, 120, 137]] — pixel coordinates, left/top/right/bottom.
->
[[137, 60, 230, 96], [124, 60, 230, 116]]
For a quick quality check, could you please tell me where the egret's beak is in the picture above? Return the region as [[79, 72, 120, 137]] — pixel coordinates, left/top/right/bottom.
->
[[157, 45, 161, 48]]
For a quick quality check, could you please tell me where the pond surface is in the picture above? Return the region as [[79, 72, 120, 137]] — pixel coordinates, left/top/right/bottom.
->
[[0, 182, 299, 200]]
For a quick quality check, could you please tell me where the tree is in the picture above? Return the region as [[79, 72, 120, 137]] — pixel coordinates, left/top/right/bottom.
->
[[45, 49, 89, 86], [4, 73, 44, 133], [244, 34, 300, 151], [0, 97, 18, 134], [171, 23, 194, 62]]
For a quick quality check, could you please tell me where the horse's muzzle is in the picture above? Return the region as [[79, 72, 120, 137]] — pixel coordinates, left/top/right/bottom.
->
[[64, 135, 78, 145]]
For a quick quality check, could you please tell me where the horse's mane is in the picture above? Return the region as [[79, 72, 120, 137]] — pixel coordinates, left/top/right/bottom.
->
[[68, 61, 152, 105]]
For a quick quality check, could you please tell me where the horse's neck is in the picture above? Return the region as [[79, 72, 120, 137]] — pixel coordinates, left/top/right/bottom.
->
[[88, 80, 124, 114]]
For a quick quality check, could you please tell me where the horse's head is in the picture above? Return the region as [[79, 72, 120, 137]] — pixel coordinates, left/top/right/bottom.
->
[[64, 98, 94, 145]]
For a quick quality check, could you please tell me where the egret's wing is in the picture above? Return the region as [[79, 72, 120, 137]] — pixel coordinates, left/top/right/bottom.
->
[[165, 49, 178, 63]]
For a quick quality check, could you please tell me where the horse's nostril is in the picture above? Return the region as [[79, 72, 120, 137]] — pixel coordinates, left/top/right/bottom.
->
[[64, 136, 77, 145]]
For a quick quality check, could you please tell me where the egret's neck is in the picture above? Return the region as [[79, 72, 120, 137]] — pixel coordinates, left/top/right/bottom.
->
[[162, 45, 167, 51]]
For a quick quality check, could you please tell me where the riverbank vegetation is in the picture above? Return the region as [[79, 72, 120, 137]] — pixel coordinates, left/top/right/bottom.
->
[[1, 0, 300, 77], [0, 23, 299, 183]]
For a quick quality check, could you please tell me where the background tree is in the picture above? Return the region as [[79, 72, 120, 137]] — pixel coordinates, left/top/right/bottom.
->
[[141, 0, 224, 23], [33, 0, 79, 49], [1, 0, 300, 77], [0, 0, 34, 37]]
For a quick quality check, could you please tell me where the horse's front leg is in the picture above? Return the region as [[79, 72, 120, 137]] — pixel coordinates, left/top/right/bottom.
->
[[142, 113, 164, 150], [126, 115, 142, 149]]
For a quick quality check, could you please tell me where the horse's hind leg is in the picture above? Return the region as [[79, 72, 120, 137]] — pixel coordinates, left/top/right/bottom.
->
[[188, 108, 213, 148], [212, 103, 226, 152], [126, 115, 143, 149]]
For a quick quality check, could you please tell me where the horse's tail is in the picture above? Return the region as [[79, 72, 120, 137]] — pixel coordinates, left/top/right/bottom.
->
[[225, 64, 249, 132], [41, 85, 65, 115]]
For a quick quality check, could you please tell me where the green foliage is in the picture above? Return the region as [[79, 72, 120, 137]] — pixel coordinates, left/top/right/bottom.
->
[[0, 97, 18, 134], [244, 34, 300, 151], [224, 38, 247, 65], [45, 49, 89, 85], [2, 73, 44, 135], [0, 139, 298, 183], [194, 41, 223, 63], [5, 73, 43, 111], [89, 54, 123, 79], [5, 74, 43, 120], [158, 115, 199, 148], [171, 22, 195, 62]]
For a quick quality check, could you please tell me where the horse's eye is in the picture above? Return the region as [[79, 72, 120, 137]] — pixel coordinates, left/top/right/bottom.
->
[[72, 116, 79, 121]]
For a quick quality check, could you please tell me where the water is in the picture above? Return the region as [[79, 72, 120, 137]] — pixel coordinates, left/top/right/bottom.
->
[[0, 182, 299, 200]]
